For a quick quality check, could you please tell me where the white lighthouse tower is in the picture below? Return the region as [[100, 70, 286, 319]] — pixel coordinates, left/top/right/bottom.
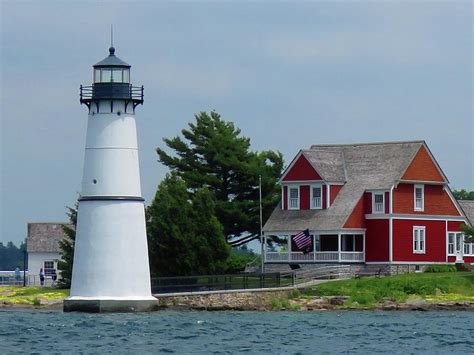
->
[[64, 46, 157, 312]]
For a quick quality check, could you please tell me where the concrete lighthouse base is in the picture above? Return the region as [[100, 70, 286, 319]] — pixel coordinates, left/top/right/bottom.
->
[[63, 296, 159, 313]]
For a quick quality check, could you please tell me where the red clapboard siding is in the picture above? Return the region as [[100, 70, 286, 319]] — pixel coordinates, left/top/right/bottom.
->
[[392, 219, 446, 262], [330, 185, 343, 205], [448, 221, 463, 231], [365, 219, 389, 262], [401, 145, 445, 182], [283, 186, 288, 210], [283, 155, 322, 181], [322, 185, 327, 209], [385, 191, 390, 214], [300, 185, 310, 210], [343, 196, 366, 228], [392, 184, 460, 216], [364, 192, 372, 214]]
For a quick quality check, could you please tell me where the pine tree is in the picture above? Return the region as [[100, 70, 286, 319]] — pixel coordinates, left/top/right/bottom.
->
[[156, 111, 283, 246], [57, 204, 77, 288], [147, 174, 230, 276]]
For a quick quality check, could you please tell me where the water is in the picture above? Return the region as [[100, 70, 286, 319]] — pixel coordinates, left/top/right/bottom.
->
[[1, 310, 473, 353]]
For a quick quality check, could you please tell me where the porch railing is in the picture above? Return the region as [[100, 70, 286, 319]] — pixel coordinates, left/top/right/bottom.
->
[[265, 251, 364, 263]]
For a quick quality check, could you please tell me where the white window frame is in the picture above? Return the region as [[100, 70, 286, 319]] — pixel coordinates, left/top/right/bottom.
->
[[372, 192, 385, 214], [414, 184, 424, 212], [44, 260, 55, 276], [310, 184, 323, 210], [288, 185, 300, 210], [413, 226, 426, 254]]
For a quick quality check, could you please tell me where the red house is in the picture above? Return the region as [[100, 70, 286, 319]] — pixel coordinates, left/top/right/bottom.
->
[[262, 141, 473, 273]]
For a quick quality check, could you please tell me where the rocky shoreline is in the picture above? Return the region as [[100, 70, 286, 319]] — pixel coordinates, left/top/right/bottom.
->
[[2, 290, 474, 312]]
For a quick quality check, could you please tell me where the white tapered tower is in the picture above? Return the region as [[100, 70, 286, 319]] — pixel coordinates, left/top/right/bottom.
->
[[64, 46, 157, 312]]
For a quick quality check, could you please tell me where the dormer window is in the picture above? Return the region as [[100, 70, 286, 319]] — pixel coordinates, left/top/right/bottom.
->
[[311, 185, 322, 209], [288, 186, 299, 210], [414, 184, 424, 211], [372, 193, 384, 214]]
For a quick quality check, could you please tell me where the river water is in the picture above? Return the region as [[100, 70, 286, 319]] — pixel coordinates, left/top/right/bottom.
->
[[1, 310, 473, 353]]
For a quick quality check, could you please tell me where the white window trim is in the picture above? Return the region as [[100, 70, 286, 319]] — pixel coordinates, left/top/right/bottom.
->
[[413, 226, 426, 254], [310, 183, 323, 210], [372, 192, 385, 214], [414, 184, 424, 212], [288, 185, 300, 210]]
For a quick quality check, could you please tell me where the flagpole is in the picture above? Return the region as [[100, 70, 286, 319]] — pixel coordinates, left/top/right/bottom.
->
[[259, 175, 264, 274]]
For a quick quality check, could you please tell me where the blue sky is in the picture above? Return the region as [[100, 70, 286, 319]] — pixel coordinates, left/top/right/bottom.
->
[[1, 1, 472, 246]]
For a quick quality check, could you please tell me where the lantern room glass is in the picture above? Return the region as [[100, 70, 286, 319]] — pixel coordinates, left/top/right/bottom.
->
[[94, 68, 130, 83]]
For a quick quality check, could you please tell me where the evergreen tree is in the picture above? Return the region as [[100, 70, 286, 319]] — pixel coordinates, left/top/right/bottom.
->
[[147, 174, 230, 276], [453, 189, 474, 200], [156, 111, 283, 246], [57, 204, 77, 288], [461, 224, 474, 243]]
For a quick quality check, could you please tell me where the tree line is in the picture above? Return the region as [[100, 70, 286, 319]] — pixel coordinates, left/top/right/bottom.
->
[[0, 242, 26, 271]]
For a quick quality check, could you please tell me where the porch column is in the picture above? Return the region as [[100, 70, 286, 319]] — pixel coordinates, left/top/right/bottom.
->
[[362, 232, 366, 262], [287, 234, 291, 262], [338, 233, 341, 262], [313, 234, 317, 261]]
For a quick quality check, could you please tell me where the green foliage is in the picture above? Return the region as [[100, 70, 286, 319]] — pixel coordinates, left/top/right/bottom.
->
[[221, 247, 259, 274], [452, 189, 474, 200], [270, 297, 299, 310], [57, 203, 77, 288], [424, 265, 457, 273], [460, 223, 474, 243], [32, 298, 41, 306], [305, 272, 474, 307], [0, 287, 69, 305], [147, 174, 230, 277], [0, 241, 26, 271], [156, 111, 283, 246]]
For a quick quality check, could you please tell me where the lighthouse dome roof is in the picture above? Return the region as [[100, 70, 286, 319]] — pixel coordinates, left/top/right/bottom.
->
[[94, 47, 131, 68]]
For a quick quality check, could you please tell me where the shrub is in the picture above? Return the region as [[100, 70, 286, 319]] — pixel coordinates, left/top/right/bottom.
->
[[424, 265, 457, 273]]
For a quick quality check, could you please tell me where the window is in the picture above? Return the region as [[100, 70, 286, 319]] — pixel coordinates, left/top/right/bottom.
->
[[44, 261, 55, 276], [311, 185, 322, 209], [288, 187, 299, 209], [448, 233, 454, 254], [413, 227, 426, 254], [414, 184, 424, 211], [372, 193, 384, 214]]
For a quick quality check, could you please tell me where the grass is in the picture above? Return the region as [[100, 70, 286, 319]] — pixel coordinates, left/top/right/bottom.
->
[[0, 286, 69, 306], [302, 272, 474, 308]]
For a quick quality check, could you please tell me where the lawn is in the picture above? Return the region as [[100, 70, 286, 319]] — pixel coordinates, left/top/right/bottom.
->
[[303, 271, 474, 307], [0, 286, 69, 306]]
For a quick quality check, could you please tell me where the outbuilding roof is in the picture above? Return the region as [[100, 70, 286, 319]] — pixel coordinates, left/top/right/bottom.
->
[[27, 223, 72, 253], [264, 141, 431, 232], [459, 200, 474, 226]]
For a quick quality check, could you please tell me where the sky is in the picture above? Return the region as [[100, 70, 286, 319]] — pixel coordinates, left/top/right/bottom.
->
[[1, 0, 473, 246]]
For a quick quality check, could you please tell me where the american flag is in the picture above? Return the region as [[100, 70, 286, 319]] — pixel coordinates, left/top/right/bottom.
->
[[293, 229, 312, 253]]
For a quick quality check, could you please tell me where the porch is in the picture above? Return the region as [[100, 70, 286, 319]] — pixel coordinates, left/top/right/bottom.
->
[[264, 233, 365, 263]]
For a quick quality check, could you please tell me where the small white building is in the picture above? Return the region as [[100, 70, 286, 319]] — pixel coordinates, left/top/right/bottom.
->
[[27, 223, 71, 283]]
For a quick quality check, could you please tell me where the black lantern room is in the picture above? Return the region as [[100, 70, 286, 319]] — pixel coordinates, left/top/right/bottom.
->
[[80, 46, 143, 112]]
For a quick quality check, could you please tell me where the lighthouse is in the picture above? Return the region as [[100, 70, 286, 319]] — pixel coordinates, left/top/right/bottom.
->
[[64, 46, 158, 312]]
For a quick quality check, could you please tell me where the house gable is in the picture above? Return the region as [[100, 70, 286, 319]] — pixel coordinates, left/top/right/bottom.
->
[[343, 195, 366, 229], [401, 145, 445, 182], [282, 153, 323, 182]]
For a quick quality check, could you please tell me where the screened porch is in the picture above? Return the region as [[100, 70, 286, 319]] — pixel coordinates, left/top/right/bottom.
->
[[264, 233, 365, 263]]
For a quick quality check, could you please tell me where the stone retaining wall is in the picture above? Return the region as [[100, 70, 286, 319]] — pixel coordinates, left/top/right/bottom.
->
[[155, 289, 294, 311]]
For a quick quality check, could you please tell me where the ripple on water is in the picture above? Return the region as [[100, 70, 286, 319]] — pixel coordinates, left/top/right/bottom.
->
[[1, 310, 474, 353]]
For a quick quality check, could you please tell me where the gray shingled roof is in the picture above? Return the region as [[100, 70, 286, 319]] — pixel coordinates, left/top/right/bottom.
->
[[459, 200, 474, 225], [264, 141, 424, 232], [27, 223, 72, 253]]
